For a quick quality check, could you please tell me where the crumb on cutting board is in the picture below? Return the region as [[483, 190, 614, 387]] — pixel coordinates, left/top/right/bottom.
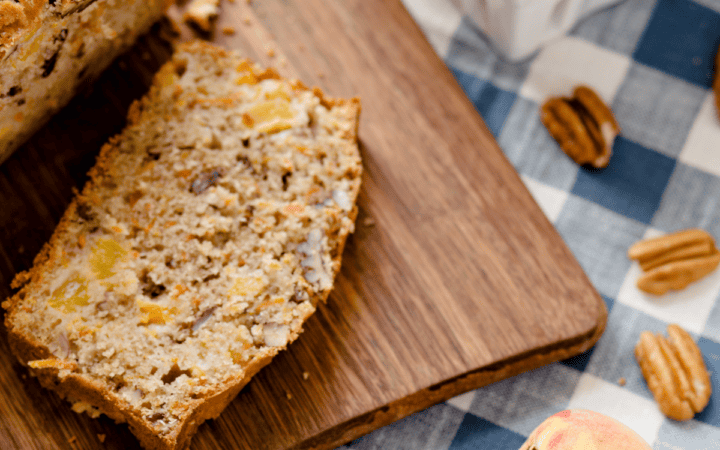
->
[[183, 0, 220, 32]]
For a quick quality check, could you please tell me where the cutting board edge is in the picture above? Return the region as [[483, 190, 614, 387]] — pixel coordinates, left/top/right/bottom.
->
[[293, 294, 607, 450]]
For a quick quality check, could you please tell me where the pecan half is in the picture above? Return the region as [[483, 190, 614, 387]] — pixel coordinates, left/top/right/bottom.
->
[[540, 85, 620, 168], [635, 324, 711, 421], [628, 229, 720, 295]]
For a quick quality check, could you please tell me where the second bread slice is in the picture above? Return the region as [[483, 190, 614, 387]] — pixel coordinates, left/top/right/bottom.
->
[[3, 41, 362, 450]]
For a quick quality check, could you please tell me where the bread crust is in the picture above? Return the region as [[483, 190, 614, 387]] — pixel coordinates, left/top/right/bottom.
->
[[6, 209, 359, 450], [0, 0, 44, 52], [4, 41, 362, 450], [6, 322, 282, 449]]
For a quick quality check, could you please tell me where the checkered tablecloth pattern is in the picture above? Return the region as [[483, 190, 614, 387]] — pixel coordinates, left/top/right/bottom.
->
[[337, 0, 720, 448]]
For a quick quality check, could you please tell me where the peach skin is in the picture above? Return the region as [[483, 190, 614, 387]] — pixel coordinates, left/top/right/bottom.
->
[[519, 409, 651, 450]]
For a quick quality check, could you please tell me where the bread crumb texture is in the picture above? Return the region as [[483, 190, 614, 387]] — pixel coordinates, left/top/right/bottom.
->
[[3, 41, 362, 450]]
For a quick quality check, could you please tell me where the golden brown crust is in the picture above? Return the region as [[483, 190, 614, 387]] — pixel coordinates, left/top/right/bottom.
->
[[0, 2, 26, 43], [0, 0, 174, 161], [0, 1, 125, 54], [0, 0, 44, 52], [7, 323, 171, 449], [6, 268, 350, 450], [14, 335, 281, 450]]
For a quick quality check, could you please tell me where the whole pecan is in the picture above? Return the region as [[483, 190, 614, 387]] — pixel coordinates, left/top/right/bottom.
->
[[628, 229, 720, 295], [635, 324, 711, 421], [541, 85, 620, 168]]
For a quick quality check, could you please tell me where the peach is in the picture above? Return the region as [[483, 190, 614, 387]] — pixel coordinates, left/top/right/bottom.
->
[[519, 409, 651, 450]]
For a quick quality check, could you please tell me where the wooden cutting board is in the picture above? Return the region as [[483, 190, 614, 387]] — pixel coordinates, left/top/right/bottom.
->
[[0, 0, 607, 449]]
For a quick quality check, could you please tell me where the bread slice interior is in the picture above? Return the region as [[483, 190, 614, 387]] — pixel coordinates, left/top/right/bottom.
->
[[3, 41, 362, 450]]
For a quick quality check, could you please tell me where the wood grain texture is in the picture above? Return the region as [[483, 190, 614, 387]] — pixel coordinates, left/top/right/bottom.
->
[[0, 1, 607, 449]]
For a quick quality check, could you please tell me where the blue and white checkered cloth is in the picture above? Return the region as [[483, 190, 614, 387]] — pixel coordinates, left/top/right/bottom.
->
[[338, 0, 720, 448]]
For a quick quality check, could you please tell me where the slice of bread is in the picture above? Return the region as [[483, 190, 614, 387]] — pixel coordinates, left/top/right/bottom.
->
[[3, 41, 362, 450]]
